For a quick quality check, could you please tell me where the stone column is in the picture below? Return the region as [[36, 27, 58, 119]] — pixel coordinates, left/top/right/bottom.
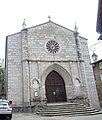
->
[[21, 28, 30, 106]]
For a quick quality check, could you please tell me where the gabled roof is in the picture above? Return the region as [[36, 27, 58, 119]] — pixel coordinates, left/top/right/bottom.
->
[[28, 20, 74, 32], [92, 59, 102, 64], [7, 20, 87, 40]]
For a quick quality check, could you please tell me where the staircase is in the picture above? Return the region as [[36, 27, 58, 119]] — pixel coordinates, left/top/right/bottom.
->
[[36, 103, 102, 116]]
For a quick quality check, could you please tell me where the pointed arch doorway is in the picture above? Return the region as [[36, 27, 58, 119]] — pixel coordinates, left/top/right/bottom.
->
[[45, 71, 67, 103]]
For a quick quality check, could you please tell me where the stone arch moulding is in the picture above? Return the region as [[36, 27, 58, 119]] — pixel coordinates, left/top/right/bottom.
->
[[31, 78, 41, 101], [40, 63, 72, 101], [32, 78, 40, 88], [32, 78, 40, 86], [41, 63, 71, 86]]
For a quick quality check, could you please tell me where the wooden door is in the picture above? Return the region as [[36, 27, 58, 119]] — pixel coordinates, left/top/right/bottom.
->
[[45, 71, 67, 103]]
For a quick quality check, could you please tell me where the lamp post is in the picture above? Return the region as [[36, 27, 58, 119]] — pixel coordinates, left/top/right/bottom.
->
[[90, 41, 102, 62], [0, 59, 4, 68]]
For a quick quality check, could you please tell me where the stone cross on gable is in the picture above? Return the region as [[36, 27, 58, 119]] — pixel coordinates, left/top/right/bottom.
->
[[48, 16, 51, 21]]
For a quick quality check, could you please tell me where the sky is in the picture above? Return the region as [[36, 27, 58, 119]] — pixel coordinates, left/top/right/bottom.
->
[[0, 0, 101, 62]]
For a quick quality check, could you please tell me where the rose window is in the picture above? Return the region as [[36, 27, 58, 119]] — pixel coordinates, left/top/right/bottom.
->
[[46, 40, 60, 54]]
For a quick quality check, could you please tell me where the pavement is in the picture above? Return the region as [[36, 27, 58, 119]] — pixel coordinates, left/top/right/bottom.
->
[[12, 113, 102, 120]]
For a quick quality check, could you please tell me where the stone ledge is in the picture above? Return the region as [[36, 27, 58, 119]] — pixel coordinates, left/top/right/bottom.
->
[[13, 106, 35, 113]]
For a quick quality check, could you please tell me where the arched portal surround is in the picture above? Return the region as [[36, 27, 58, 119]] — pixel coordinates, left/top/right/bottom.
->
[[41, 64, 73, 102]]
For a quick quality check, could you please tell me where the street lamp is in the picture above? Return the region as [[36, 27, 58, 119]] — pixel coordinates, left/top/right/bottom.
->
[[90, 41, 102, 62], [91, 53, 98, 62]]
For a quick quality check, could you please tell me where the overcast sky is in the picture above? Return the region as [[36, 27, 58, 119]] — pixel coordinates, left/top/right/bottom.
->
[[0, 0, 101, 61]]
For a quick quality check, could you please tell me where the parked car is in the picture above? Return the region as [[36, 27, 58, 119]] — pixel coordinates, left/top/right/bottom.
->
[[0, 99, 12, 119]]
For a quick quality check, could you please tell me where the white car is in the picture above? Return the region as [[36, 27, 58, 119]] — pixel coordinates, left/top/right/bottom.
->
[[0, 99, 12, 119]]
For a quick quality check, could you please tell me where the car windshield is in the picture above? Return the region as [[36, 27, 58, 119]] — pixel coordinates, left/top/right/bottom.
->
[[0, 102, 8, 106]]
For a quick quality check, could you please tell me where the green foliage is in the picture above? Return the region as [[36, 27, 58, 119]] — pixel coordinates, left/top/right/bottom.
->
[[0, 67, 5, 98], [0, 68, 4, 79]]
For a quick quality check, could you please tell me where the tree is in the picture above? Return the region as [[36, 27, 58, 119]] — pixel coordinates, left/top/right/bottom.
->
[[0, 67, 5, 98]]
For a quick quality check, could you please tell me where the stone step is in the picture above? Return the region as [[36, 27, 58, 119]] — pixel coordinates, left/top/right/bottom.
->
[[38, 109, 99, 113], [36, 103, 102, 116], [38, 109, 99, 114], [37, 111, 102, 117], [37, 110, 102, 116]]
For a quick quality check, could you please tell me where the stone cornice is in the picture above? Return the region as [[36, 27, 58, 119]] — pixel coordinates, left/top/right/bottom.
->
[[22, 59, 84, 63]]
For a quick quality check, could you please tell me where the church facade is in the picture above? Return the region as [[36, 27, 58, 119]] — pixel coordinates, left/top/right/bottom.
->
[[5, 20, 100, 109]]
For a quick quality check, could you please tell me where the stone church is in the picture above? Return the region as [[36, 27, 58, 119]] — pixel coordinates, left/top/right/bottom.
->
[[5, 18, 100, 109]]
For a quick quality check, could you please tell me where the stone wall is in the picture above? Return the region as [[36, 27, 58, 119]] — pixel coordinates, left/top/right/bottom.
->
[[93, 61, 102, 107], [6, 33, 23, 106]]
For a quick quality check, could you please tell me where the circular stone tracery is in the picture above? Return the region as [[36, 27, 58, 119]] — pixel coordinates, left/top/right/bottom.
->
[[46, 40, 60, 54]]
